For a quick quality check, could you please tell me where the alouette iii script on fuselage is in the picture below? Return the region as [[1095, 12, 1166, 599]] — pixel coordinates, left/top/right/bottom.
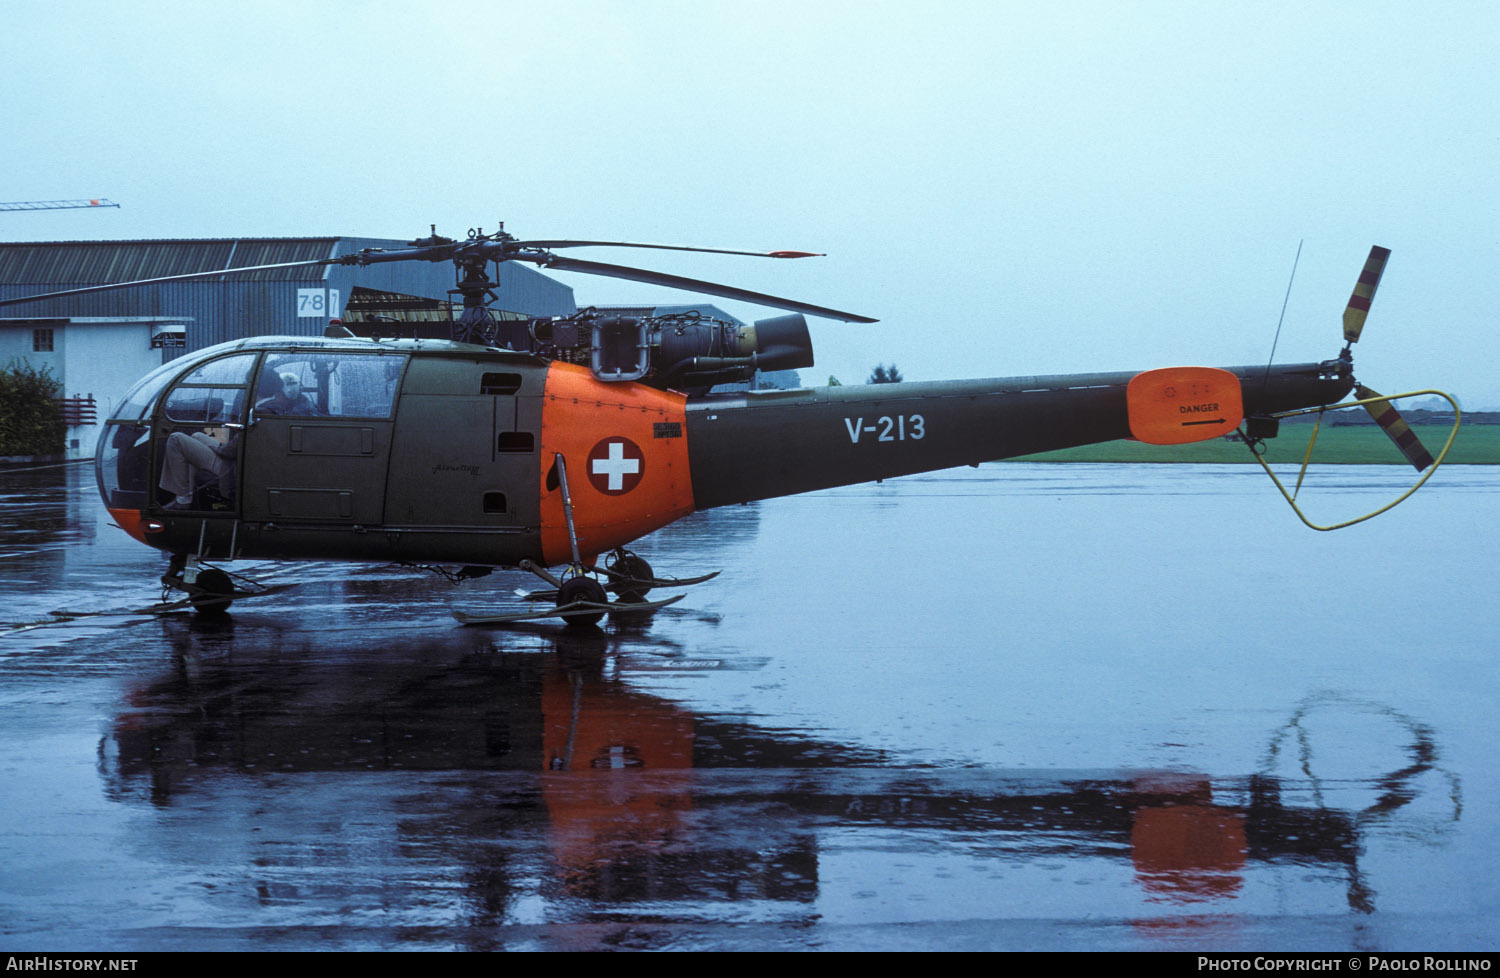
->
[[0, 229, 1458, 623]]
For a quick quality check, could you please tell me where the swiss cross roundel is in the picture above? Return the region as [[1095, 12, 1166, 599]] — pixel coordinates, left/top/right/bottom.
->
[[586, 437, 645, 495]]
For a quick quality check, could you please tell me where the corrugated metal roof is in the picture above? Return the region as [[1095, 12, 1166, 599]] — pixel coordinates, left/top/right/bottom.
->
[[0, 238, 339, 283], [0, 236, 578, 356]]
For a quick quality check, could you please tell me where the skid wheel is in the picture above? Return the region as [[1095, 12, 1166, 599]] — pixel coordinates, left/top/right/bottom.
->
[[557, 576, 608, 627], [610, 553, 654, 603], [190, 569, 234, 617]]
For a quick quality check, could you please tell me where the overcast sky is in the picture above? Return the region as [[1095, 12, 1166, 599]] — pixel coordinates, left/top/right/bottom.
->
[[6, 1, 1498, 406]]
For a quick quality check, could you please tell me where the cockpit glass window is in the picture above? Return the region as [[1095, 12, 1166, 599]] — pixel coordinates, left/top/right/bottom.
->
[[113, 360, 186, 423], [112, 352, 260, 423], [164, 387, 246, 424], [97, 421, 153, 508], [178, 353, 258, 387], [258, 353, 407, 418]]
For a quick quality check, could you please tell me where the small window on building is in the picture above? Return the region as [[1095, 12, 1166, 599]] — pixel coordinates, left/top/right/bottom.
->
[[33, 328, 54, 352], [483, 491, 507, 514], [151, 325, 186, 349]]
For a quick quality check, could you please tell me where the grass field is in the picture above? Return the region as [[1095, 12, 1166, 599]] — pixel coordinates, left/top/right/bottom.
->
[[1008, 422, 1497, 464]]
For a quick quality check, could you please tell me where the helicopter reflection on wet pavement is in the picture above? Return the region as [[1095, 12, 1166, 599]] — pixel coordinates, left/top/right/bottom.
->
[[1, 461, 1496, 950]]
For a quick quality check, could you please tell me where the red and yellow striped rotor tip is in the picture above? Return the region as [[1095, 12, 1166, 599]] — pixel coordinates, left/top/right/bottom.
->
[[1342, 245, 1391, 345], [1356, 384, 1434, 472]]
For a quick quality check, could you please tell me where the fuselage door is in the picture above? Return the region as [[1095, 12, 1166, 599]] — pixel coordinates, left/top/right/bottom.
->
[[383, 358, 543, 532], [240, 352, 407, 523], [150, 352, 257, 516]]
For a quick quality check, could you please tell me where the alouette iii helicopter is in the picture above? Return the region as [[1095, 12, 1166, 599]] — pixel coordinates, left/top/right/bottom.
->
[[0, 228, 1459, 623]]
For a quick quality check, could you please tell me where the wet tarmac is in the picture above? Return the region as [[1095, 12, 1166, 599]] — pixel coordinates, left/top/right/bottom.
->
[[1, 460, 1497, 950]]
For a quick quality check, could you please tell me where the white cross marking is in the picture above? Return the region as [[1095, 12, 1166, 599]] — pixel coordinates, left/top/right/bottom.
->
[[591, 441, 640, 491]]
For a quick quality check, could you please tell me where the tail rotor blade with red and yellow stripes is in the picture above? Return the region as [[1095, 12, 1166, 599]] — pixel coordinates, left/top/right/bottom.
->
[[1355, 384, 1435, 472], [1342, 245, 1391, 346]]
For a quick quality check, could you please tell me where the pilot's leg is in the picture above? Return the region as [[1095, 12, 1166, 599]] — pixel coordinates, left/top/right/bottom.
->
[[160, 432, 221, 505]]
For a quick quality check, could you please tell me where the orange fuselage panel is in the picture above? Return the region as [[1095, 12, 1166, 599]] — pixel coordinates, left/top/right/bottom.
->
[[537, 363, 696, 565]]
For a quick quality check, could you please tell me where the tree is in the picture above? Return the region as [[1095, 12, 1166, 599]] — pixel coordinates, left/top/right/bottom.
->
[[0, 360, 66, 456], [868, 363, 903, 384]]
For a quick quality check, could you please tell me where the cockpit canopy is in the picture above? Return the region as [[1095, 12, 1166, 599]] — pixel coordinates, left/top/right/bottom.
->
[[96, 336, 423, 511]]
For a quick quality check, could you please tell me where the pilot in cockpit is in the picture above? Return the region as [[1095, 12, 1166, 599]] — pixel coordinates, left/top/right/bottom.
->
[[255, 372, 318, 416]]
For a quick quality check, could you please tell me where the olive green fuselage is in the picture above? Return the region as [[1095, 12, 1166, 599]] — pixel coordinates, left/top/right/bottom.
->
[[685, 363, 1349, 509], [110, 335, 1349, 567]]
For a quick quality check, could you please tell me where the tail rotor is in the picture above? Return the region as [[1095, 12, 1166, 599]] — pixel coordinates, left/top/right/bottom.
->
[[1249, 244, 1459, 531], [1338, 245, 1440, 472]]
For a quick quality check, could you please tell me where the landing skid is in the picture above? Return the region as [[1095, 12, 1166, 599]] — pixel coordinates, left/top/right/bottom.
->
[[594, 566, 722, 589], [515, 570, 719, 604], [457, 461, 717, 628], [147, 581, 300, 616], [452, 594, 683, 626], [453, 542, 712, 627], [159, 556, 295, 616], [3, 578, 297, 636]]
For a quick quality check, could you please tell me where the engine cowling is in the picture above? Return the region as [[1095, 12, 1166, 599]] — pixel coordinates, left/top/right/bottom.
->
[[505, 310, 814, 389]]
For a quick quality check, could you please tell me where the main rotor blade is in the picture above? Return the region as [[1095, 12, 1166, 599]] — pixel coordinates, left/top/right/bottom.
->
[[1356, 384, 1434, 472], [513, 240, 824, 259], [529, 254, 878, 323], [0, 259, 337, 308], [1342, 245, 1391, 345]]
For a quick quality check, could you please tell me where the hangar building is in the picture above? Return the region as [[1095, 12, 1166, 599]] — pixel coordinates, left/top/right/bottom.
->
[[0, 237, 578, 457]]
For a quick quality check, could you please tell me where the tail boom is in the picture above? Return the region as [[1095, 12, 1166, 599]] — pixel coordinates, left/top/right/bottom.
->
[[685, 363, 1352, 509]]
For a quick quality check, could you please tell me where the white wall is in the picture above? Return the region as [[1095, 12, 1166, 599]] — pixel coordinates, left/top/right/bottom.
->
[[1, 321, 163, 458], [0, 324, 62, 373], [63, 323, 160, 458], [63, 323, 158, 419]]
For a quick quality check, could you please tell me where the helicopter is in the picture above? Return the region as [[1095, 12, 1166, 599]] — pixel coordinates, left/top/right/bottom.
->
[[0, 228, 1457, 622]]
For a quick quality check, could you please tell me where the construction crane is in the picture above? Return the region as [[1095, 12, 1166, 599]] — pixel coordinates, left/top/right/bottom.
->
[[0, 199, 120, 211]]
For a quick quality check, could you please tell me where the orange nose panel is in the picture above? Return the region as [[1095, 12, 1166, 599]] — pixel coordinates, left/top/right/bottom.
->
[[538, 363, 695, 565], [106, 507, 152, 545]]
